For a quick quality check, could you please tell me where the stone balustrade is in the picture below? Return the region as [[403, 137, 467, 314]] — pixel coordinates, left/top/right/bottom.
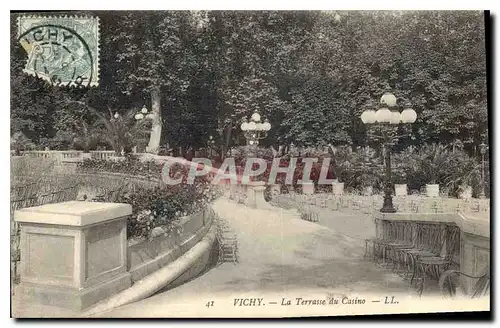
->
[[90, 150, 116, 161], [17, 150, 119, 164], [22, 150, 84, 165]]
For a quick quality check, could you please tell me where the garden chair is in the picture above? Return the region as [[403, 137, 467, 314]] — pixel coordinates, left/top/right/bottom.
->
[[382, 221, 415, 270], [325, 198, 339, 211], [413, 226, 461, 296], [408, 199, 417, 213], [317, 197, 327, 208], [215, 215, 238, 265], [364, 220, 412, 266], [370, 196, 380, 212], [360, 195, 376, 214], [216, 231, 239, 265], [351, 195, 362, 211], [404, 223, 447, 286], [394, 222, 444, 282], [299, 204, 319, 222], [340, 194, 351, 209], [439, 267, 490, 299]]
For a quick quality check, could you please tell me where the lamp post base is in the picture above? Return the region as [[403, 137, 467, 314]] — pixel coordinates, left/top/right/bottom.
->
[[380, 195, 397, 213]]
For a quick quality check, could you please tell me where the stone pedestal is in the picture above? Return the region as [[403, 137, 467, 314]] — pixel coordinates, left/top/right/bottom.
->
[[460, 232, 490, 294], [459, 213, 490, 295], [14, 201, 132, 310], [245, 181, 273, 209]]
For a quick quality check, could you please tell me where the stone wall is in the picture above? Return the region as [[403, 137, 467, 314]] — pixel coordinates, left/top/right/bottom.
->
[[14, 201, 216, 313], [127, 209, 213, 282]]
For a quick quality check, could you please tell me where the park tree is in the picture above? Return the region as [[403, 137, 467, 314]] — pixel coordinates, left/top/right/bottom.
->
[[10, 11, 488, 156]]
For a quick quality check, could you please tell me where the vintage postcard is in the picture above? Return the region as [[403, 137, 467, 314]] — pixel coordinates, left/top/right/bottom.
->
[[10, 10, 490, 319]]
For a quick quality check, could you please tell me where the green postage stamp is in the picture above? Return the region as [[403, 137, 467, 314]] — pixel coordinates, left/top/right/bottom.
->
[[17, 16, 99, 87]]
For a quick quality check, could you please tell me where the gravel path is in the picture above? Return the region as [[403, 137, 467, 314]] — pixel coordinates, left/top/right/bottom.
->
[[99, 198, 418, 318]]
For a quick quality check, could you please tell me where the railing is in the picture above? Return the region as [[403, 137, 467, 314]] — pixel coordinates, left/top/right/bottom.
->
[[90, 150, 116, 161], [18, 150, 83, 165], [16, 150, 118, 164], [61, 150, 83, 160]]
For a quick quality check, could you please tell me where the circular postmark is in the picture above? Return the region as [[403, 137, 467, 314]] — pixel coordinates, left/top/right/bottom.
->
[[18, 24, 95, 87]]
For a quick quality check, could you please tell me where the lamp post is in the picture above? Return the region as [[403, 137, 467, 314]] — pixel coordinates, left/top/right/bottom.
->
[[208, 135, 215, 157], [360, 92, 417, 213], [134, 105, 149, 121], [240, 111, 271, 146], [133, 105, 150, 153], [479, 142, 488, 199]]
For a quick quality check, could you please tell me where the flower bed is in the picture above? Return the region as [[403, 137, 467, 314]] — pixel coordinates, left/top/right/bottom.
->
[[76, 156, 220, 239], [77, 155, 163, 179]]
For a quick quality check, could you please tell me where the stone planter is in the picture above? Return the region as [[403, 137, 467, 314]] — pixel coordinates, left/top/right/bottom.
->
[[302, 182, 315, 195], [459, 185, 473, 200], [332, 182, 344, 196], [426, 184, 440, 198], [395, 184, 408, 197], [245, 181, 273, 209]]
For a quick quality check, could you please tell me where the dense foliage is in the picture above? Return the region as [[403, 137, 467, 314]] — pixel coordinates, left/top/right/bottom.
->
[[11, 11, 488, 156], [118, 183, 217, 239], [77, 156, 220, 239], [77, 155, 164, 178]]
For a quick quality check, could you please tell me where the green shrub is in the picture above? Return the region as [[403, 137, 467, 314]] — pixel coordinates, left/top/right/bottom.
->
[[77, 155, 162, 178], [78, 156, 220, 239], [393, 144, 483, 197]]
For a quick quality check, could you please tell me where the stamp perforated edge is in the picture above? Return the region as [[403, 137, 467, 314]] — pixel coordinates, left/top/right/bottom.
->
[[16, 14, 100, 88]]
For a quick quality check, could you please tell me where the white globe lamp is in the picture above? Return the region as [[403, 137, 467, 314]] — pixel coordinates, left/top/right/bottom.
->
[[380, 93, 397, 107], [375, 108, 392, 123], [401, 108, 417, 123], [361, 110, 377, 124]]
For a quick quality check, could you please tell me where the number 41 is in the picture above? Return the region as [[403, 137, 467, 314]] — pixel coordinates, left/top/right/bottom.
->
[[206, 301, 214, 308]]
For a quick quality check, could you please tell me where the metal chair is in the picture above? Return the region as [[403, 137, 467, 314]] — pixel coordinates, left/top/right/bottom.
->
[[364, 220, 412, 267], [414, 225, 461, 296], [439, 268, 490, 299], [396, 223, 444, 284], [215, 215, 238, 265]]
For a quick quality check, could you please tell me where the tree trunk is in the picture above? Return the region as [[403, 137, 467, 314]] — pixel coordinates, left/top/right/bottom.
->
[[147, 86, 162, 154], [223, 119, 232, 159]]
